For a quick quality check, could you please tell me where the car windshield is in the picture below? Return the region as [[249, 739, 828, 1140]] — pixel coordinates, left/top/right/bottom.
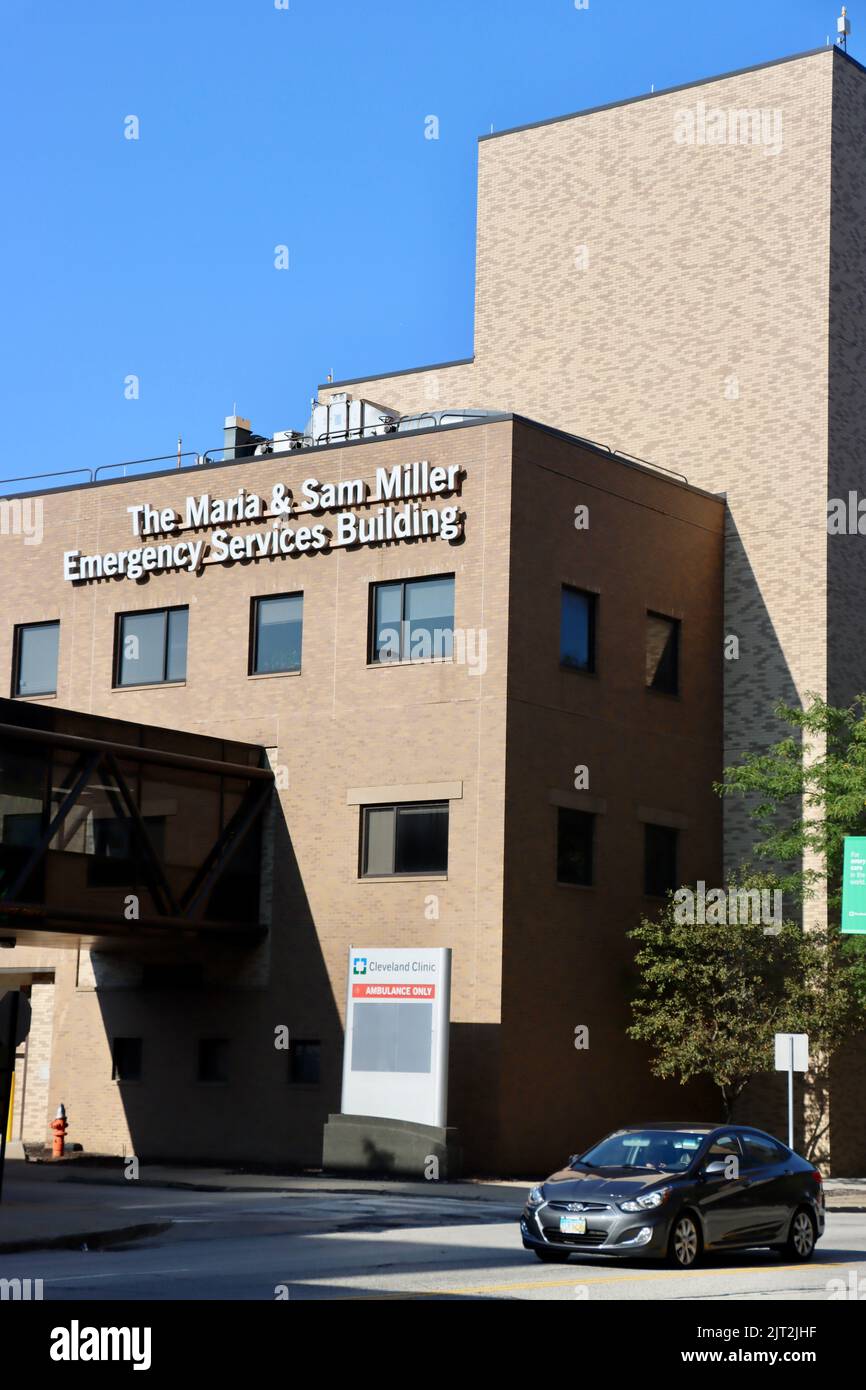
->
[[577, 1129, 706, 1171]]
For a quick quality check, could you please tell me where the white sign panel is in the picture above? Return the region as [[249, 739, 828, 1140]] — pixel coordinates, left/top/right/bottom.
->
[[774, 1033, 809, 1073], [341, 947, 451, 1128]]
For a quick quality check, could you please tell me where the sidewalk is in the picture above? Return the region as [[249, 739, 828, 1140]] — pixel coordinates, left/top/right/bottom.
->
[[1, 1156, 863, 1255], [0, 1156, 526, 1254], [0, 1159, 173, 1254]]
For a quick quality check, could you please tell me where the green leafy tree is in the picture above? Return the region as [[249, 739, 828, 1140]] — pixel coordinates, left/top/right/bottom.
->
[[719, 693, 866, 1007], [627, 884, 800, 1120], [628, 695, 866, 1146]]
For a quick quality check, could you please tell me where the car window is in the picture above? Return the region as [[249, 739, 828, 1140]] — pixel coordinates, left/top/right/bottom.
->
[[580, 1129, 706, 1169], [742, 1134, 786, 1168], [705, 1133, 742, 1162]]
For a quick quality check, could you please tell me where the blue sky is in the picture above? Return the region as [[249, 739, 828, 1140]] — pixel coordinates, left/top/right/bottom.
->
[[0, 0, 850, 485]]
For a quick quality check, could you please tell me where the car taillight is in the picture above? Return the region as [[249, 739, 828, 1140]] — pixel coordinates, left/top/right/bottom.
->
[[811, 1169, 823, 1184]]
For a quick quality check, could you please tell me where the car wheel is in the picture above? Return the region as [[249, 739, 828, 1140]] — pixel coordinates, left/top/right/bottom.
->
[[534, 1247, 571, 1263], [668, 1214, 701, 1269], [784, 1208, 816, 1262]]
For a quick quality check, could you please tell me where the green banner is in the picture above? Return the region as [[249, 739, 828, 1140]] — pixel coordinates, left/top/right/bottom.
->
[[842, 837, 866, 934]]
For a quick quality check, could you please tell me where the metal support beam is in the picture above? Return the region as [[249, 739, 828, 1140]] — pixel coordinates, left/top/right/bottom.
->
[[2, 750, 103, 903], [102, 753, 180, 918], [181, 779, 272, 922]]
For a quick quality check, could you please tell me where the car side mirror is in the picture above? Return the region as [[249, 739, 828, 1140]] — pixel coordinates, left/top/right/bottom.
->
[[702, 1159, 727, 1177]]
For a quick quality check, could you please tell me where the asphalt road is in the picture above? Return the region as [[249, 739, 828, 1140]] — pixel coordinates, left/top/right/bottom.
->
[[2, 1183, 866, 1300]]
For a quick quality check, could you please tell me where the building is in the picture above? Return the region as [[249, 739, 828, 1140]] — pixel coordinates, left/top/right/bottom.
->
[[1, 414, 723, 1174], [2, 42, 866, 1173]]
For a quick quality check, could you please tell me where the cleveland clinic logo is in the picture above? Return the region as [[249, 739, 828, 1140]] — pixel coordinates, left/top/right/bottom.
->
[[352, 957, 367, 976]]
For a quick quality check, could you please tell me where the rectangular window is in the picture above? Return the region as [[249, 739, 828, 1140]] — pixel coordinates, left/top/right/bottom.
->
[[556, 807, 594, 886], [13, 621, 59, 697], [197, 1038, 230, 1084], [88, 814, 166, 888], [370, 576, 455, 664], [645, 823, 678, 897], [361, 802, 449, 877], [251, 593, 303, 675], [115, 607, 188, 687], [560, 588, 596, 672], [646, 612, 679, 694], [112, 1037, 143, 1082], [289, 1040, 321, 1085]]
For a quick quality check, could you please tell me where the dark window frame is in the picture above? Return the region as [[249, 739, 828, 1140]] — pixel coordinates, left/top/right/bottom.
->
[[645, 610, 681, 696], [111, 1036, 143, 1083], [288, 1039, 322, 1086], [197, 1037, 230, 1085], [113, 605, 189, 688], [367, 573, 456, 666], [555, 806, 595, 887], [12, 619, 60, 698], [560, 586, 597, 675], [644, 822, 679, 897], [248, 591, 304, 676], [359, 800, 450, 878]]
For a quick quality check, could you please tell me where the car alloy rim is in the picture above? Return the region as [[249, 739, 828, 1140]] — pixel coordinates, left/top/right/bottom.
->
[[793, 1213, 814, 1256], [675, 1219, 698, 1265]]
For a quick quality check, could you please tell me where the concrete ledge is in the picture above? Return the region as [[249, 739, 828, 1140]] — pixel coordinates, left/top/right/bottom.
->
[[323, 1113, 462, 1180], [0, 1221, 172, 1256]]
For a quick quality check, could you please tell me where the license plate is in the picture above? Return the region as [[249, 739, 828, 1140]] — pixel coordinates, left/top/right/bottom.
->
[[559, 1215, 587, 1235]]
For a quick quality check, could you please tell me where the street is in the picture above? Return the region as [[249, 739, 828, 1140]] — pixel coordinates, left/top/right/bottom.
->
[[2, 1179, 865, 1301]]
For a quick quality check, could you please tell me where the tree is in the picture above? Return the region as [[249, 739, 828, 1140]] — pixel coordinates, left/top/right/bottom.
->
[[627, 695, 866, 1146], [719, 693, 866, 1007], [627, 884, 800, 1120]]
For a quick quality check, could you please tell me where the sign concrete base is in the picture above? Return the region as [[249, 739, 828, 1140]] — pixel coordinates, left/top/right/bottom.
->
[[322, 1113, 462, 1180]]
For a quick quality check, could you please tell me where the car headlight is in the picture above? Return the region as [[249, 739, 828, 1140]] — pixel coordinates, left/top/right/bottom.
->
[[527, 1186, 545, 1205], [619, 1186, 671, 1213]]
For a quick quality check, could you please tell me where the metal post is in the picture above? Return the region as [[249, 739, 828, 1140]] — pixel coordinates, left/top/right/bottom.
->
[[0, 990, 20, 1205], [788, 1037, 795, 1150]]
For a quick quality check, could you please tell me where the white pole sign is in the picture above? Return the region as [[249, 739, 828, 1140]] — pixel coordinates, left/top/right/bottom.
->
[[774, 1032, 808, 1150], [341, 947, 451, 1128]]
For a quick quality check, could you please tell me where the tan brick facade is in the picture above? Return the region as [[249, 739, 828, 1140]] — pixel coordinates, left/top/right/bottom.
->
[[318, 48, 866, 1172], [0, 416, 723, 1172]]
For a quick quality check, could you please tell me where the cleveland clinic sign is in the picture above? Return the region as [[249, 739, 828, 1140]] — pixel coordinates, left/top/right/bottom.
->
[[62, 460, 464, 584]]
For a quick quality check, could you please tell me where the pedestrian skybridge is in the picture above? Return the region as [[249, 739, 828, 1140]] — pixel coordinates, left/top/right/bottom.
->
[[0, 699, 272, 950]]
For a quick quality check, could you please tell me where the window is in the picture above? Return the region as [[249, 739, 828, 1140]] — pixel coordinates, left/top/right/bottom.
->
[[370, 576, 455, 664], [115, 607, 188, 687], [289, 1040, 321, 1085], [705, 1133, 742, 1163], [197, 1038, 230, 1084], [560, 588, 596, 672], [361, 802, 449, 877], [742, 1133, 788, 1167], [13, 621, 59, 697], [250, 593, 303, 675], [87, 814, 166, 888], [112, 1037, 143, 1082], [644, 823, 678, 897], [646, 612, 679, 694], [556, 808, 594, 886]]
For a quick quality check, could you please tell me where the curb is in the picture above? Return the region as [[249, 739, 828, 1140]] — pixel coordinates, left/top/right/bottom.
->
[[0, 1220, 172, 1256], [55, 1174, 523, 1203]]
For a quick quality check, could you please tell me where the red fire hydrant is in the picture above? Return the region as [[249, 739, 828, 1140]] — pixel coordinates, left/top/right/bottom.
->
[[50, 1103, 68, 1159]]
